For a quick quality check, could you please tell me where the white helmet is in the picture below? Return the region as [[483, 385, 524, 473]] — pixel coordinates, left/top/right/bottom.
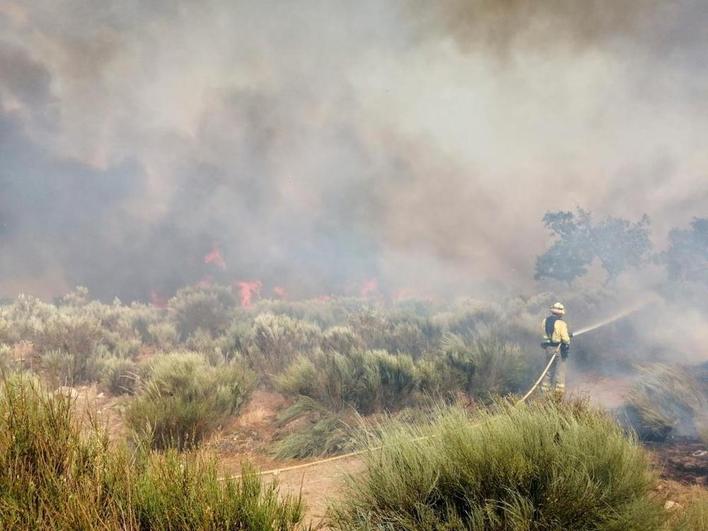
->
[[550, 302, 565, 316]]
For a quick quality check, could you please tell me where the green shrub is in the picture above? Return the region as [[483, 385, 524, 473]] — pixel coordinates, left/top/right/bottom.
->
[[126, 353, 254, 450], [387, 320, 438, 358], [321, 325, 362, 355], [185, 327, 231, 363], [277, 349, 420, 414], [35, 312, 103, 356], [1, 294, 55, 340], [276, 356, 319, 397], [30, 312, 104, 385], [146, 320, 179, 350], [168, 285, 236, 340], [372, 350, 420, 410], [80, 299, 145, 357], [347, 312, 391, 351], [329, 401, 664, 530], [127, 456, 304, 530], [99, 356, 139, 395], [41, 348, 102, 388], [420, 334, 528, 401], [345, 312, 441, 358], [245, 313, 322, 377], [0, 375, 305, 530], [252, 296, 368, 328]]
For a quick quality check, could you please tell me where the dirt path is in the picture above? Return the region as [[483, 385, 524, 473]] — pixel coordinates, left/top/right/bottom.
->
[[271, 457, 364, 528], [218, 452, 363, 528]]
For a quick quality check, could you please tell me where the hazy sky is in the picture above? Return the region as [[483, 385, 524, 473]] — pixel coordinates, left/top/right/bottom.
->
[[1, 1, 706, 300]]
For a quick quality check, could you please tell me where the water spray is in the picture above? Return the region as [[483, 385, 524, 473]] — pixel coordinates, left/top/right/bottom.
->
[[573, 300, 652, 337]]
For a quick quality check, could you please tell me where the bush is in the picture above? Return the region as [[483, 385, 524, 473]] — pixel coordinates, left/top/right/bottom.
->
[[32, 312, 104, 385], [276, 356, 319, 397], [185, 327, 230, 363], [387, 320, 438, 358], [321, 326, 362, 355], [328, 401, 664, 530], [41, 349, 101, 388], [146, 321, 179, 350], [346, 312, 440, 358], [273, 397, 356, 459], [99, 356, 140, 395], [126, 353, 254, 450], [277, 349, 420, 414], [245, 313, 322, 377], [0, 375, 305, 529], [419, 334, 528, 401], [35, 312, 103, 357], [168, 285, 236, 340]]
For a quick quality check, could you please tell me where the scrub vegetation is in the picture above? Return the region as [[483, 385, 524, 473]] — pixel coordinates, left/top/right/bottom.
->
[[622, 364, 708, 443], [0, 285, 705, 457], [328, 401, 665, 530], [1, 285, 707, 527], [0, 375, 305, 530]]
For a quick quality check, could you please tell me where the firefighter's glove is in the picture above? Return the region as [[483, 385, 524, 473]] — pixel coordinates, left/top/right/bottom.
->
[[560, 343, 570, 360]]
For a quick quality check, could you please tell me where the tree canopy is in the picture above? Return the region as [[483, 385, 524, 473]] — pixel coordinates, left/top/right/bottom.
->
[[662, 218, 708, 285], [535, 208, 652, 285]]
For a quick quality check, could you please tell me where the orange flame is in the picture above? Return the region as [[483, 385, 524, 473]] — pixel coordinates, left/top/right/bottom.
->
[[204, 245, 226, 270], [237, 280, 262, 307]]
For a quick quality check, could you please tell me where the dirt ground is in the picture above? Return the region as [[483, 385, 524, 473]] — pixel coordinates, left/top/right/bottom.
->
[[212, 390, 363, 527], [649, 439, 708, 486]]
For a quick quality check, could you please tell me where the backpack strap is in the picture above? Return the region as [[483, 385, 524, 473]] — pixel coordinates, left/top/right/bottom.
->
[[544, 315, 561, 345]]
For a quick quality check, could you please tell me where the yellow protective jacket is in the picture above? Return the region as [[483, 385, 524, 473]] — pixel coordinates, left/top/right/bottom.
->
[[542, 316, 571, 345]]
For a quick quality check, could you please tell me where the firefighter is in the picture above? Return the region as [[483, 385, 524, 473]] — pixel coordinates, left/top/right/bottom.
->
[[541, 302, 572, 395]]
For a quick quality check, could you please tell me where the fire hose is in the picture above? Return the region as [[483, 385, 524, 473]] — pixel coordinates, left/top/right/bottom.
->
[[221, 301, 649, 480], [516, 350, 559, 405]]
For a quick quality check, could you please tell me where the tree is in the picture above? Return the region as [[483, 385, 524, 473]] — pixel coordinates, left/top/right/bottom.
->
[[662, 218, 708, 285], [535, 208, 651, 285], [591, 214, 652, 282]]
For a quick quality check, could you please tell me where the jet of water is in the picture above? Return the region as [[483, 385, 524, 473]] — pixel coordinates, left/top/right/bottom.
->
[[574, 300, 651, 337]]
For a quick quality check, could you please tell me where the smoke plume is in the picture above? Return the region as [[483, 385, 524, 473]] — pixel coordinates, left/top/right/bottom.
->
[[1, 1, 707, 300]]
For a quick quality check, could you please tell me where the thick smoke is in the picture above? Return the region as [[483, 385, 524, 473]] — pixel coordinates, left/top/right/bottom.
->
[[0, 1, 707, 301]]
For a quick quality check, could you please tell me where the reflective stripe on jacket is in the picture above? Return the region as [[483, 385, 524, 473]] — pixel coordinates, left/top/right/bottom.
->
[[542, 316, 571, 345]]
